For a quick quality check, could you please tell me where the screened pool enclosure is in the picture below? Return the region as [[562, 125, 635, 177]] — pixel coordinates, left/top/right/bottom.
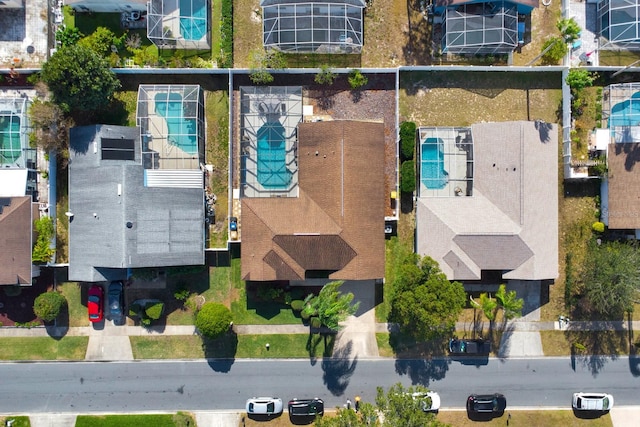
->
[[598, 0, 640, 50], [147, 0, 210, 49]]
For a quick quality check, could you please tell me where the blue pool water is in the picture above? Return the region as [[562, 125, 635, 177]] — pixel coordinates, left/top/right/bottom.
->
[[610, 91, 640, 128], [154, 93, 198, 155], [421, 138, 448, 190], [180, 0, 207, 41], [257, 121, 291, 189], [0, 115, 21, 164]]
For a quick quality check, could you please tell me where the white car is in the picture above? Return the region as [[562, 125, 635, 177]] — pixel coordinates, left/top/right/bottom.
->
[[412, 391, 441, 412], [572, 392, 614, 411], [246, 397, 284, 415]]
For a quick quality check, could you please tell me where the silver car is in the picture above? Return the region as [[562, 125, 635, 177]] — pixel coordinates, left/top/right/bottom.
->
[[572, 392, 614, 411], [246, 397, 283, 415]]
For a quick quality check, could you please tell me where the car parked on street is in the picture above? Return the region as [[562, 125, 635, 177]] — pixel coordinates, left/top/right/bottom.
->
[[572, 392, 614, 412], [288, 398, 324, 418], [87, 285, 103, 323], [466, 393, 506, 415], [108, 281, 124, 323], [449, 338, 491, 355], [246, 397, 283, 416]]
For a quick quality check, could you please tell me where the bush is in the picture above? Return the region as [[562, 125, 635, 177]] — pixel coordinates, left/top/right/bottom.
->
[[315, 65, 337, 85], [348, 69, 368, 89], [129, 302, 142, 317], [291, 300, 305, 312], [540, 37, 567, 65], [195, 302, 232, 339], [592, 221, 605, 233], [310, 317, 322, 328], [145, 302, 164, 320], [400, 160, 416, 193], [219, 0, 233, 67], [257, 286, 283, 301], [174, 282, 190, 302], [33, 216, 55, 263], [301, 308, 312, 321], [399, 121, 416, 161], [33, 292, 66, 321]]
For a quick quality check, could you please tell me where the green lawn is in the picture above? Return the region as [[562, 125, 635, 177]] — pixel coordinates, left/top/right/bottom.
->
[[0, 417, 30, 427], [57, 282, 86, 327], [540, 330, 629, 357], [0, 337, 88, 360], [75, 413, 195, 427], [437, 410, 612, 427], [131, 333, 332, 359]]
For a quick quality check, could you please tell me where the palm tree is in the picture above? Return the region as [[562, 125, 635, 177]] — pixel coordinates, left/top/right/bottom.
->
[[495, 284, 524, 324], [470, 293, 498, 337]]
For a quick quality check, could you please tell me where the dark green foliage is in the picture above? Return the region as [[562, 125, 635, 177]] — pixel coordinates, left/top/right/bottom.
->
[[399, 121, 416, 161], [249, 49, 286, 84], [174, 282, 190, 303], [145, 303, 164, 320], [290, 300, 305, 312], [33, 292, 67, 322], [195, 302, 232, 339], [310, 317, 322, 328], [256, 286, 284, 301], [78, 27, 124, 58], [41, 45, 121, 113], [390, 255, 466, 340], [348, 69, 368, 89], [129, 302, 142, 317], [557, 17, 582, 43], [315, 65, 337, 85], [540, 37, 567, 65], [219, 0, 233, 68], [56, 26, 84, 47], [566, 69, 596, 92], [400, 160, 415, 193], [303, 281, 358, 331], [32, 216, 55, 263]]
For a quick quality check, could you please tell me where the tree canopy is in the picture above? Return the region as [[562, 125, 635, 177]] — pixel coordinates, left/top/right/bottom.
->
[[41, 44, 121, 113], [390, 255, 466, 340], [304, 281, 359, 331], [195, 302, 232, 339], [33, 292, 67, 322]]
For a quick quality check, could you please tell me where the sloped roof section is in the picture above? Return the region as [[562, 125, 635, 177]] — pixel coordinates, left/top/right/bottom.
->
[[0, 196, 32, 285], [416, 121, 558, 281], [242, 120, 385, 281], [607, 142, 640, 229]]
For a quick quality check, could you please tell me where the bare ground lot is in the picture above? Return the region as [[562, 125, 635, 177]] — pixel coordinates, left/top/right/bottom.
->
[[232, 73, 398, 217]]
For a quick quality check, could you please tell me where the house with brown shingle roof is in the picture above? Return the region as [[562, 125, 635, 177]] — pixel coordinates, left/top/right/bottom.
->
[[0, 196, 36, 286], [241, 120, 385, 282], [416, 121, 558, 282], [605, 142, 640, 230]]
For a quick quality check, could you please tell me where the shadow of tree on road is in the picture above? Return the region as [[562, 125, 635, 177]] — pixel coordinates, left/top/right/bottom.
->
[[322, 341, 357, 396], [388, 331, 451, 385], [203, 331, 238, 373], [565, 321, 627, 377]]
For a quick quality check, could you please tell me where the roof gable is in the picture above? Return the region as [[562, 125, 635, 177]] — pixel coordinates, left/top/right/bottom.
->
[[0, 196, 32, 285]]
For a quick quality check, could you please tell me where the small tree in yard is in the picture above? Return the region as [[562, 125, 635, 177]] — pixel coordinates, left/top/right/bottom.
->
[[32, 216, 55, 263], [249, 49, 286, 85], [557, 17, 582, 43], [315, 65, 337, 86], [304, 281, 359, 331], [33, 292, 67, 322], [348, 69, 368, 89], [195, 302, 232, 339], [399, 121, 416, 161], [540, 37, 567, 65]]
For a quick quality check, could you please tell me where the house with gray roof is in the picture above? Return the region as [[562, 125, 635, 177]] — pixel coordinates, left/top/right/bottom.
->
[[68, 125, 204, 283], [416, 121, 558, 283]]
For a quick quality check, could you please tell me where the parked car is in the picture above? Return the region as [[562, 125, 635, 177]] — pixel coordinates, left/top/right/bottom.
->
[[412, 391, 441, 412], [572, 392, 614, 411], [288, 398, 324, 418], [466, 394, 507, 414], [246, 397, 283, 416], [449, 338, 491, 355], [108, 281, 124, 321], [87, 285, 103, 323]]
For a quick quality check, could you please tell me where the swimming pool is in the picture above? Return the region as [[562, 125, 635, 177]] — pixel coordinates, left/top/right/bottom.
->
[[0, 115, 21, 164], [610, 91, 640, 128], [257, 121, 291, 189], [421, 138, 448, 190], [180, 0, 207, 41], [154, 93, 198, 155]]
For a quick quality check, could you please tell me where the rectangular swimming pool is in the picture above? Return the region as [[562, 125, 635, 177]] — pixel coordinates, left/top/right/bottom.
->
[[154, 93, 198, 155], [421, 137, 448, 190], [257, 121, 292, 189], [0, 115, 21, 164], [180, 0, 207, 41]]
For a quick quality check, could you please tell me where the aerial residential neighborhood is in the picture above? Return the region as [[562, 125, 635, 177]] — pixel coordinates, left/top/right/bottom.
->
[[1, 0, 640, 426]]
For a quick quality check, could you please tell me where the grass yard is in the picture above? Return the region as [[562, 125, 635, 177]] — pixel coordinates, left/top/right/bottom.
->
[[131, 333, 332, 359], [540, 330, 629, 357], [233, 0, 263, 68], [436, 410, 613, 427], [57, 282, 86, 327], [0, 337, 88, 360], [0, 417, 30, 427], [75, 413, 195, 427], [599, 49, 640, 66], [512, 3, 563, 66]]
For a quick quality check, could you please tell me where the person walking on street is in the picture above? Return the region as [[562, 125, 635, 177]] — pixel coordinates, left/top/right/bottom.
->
[[346, 398, 352, 410], [355, 395, 361, 412]]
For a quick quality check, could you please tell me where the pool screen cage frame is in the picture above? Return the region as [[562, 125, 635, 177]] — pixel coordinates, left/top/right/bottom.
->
[[598, 0, 640, 50], [261, 0, 365, 54], [239, 86, 303, 198], [442, 1, 519, 55], [417, 126, 474, 198], [0, 97, 35, 169], [602, 83, 640, 142], [147, 0, 211, 50], [136, 84, 205, 170]]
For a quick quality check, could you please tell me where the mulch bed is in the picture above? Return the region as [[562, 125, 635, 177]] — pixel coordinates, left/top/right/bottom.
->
[[0, 268, 53, 326]]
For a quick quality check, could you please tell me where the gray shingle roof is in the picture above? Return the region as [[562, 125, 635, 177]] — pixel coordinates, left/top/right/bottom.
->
[[68, 125, 204, 282], [416, 121, 558, 281]]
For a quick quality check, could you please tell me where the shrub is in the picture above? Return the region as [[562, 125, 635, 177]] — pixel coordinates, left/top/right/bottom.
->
[[145, 302, 164, 320], [291, 300, 305, 312], [310, 317, 322, 328], [257, 286, 283, 301], [129, 302, 142, 317], [284, 291, 292, 305], [540, 37, 567, 65], [33, 292, 66, 321], [300, 308, 312, 321], [348, 69, 368, 89], [33, 216, 55, 263], [195, 302, 232, 339], [399, 121, 416, 161], [400, 160, 416, 193], [174, 282, 190, 302], [592, 221, 605, 233], [219, 0, 233, 67], [315, 65, 337, 85]]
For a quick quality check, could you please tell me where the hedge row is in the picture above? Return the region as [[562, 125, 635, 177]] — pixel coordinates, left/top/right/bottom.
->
[[400, 121, 416, 162], [219, 0, 233, 68]]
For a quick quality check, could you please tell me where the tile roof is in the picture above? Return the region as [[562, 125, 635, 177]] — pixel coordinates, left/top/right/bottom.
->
[[416, 121, 558, 281], [607, 142, 640, 229], [0, 196, 33, 285], [242, 120, 385, 281]]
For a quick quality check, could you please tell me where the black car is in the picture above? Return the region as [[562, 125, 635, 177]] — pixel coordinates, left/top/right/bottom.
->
[[466, 394, 507, 414], [288, 398, 324, 418], [108, 281, 125, 322], [448, 338, 491, 355]]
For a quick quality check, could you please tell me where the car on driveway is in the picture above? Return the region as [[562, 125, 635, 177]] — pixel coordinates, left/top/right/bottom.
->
[[288, 398, 324, 418], [467, 393, 506, 415], [246, 397, 283, 416], [572, 392, 614, 411], [412, 391, 441, 413], [449, 338, 491, 355], [108, 281, 124, 323], [87, 285, 103, 323]]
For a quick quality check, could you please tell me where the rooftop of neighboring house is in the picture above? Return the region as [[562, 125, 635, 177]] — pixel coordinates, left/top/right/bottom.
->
[[606, 142, 640, 230], [0, 195, 34, 285], [0, 0, 49, 68]]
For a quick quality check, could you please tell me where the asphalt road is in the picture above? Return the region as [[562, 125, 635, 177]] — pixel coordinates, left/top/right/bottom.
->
[[1, 356, 638, 413]]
